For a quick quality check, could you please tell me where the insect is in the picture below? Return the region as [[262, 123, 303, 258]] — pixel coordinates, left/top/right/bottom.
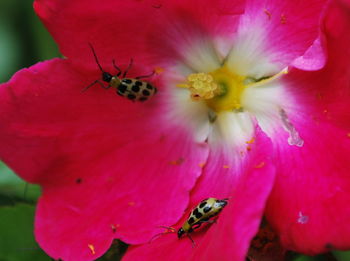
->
[[82, 43, 157, 102], [150, 198, 228, 246]]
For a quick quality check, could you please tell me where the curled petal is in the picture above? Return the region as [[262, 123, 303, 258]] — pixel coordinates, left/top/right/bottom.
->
[[227, 0, 328, 77]]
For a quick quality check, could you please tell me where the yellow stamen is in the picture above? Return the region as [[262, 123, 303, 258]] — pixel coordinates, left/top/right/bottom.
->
[[177, 66, 288, 113], [245, 67, 288, 88], [178, 66, 246, 111], [181, 72, 222, 101]]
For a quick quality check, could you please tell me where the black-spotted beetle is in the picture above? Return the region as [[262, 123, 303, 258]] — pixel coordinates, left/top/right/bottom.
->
[[177, 198, 228, 244], [151, 198, 228, 246], [83, 43, 157, 102]]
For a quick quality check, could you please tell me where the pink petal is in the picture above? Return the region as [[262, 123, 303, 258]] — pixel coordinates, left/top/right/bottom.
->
[[306, 0, 350, 129], [238, 0, 327, 70], [123, 129, 276, 261], [33, 0, 163, 68], [33, 0, 245, 71], [0, 59, 209, 260], [265, 1, 350, 253], [266, 120, 350, 254]]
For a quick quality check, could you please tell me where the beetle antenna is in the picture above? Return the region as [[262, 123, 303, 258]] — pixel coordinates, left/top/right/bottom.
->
[[148, 226, 176, 243], [88, 43, 105, 73], [158, 226, 176, 231]]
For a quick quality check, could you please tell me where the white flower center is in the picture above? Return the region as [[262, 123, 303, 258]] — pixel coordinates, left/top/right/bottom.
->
[[165, 27, 304, 151]]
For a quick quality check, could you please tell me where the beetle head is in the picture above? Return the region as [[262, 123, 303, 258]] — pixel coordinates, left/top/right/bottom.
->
[[177, 228, 185, 238]]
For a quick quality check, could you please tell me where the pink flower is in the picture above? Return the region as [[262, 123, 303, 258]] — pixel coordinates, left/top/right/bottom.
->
[[1, 0, 350, 260]]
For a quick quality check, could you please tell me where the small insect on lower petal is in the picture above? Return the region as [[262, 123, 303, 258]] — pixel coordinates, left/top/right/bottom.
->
[[150, 198, 229, 247], [82, 43, 158, 102]]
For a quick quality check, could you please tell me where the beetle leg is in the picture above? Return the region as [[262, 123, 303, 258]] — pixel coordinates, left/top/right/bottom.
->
[[123, 58, 133, 78], [82, 80, 110, 92], [148, 226, 176, 243], [112, 59, 122, 76], [186, 233, 196, 248]]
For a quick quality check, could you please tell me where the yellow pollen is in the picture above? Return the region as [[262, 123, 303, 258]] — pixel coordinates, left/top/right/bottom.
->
[[169, 157, 185, 165], [246, 137, 255, 144], [255, 162, 266, 168], [154, 67, 164, 74], [198, 162, 206, 168], [223, 165, 230, 169], [88, 244, 96, 255], [264, 8, 272, 19]]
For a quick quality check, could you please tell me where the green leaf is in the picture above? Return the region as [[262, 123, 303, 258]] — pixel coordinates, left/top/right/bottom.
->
[[0, 203, 51, 261], [291, 253, 339, 261], [333, 250, 350, 261], [292, 255, 318, 261], [97, 240, 128, 261], [0, 161, 42, 203]]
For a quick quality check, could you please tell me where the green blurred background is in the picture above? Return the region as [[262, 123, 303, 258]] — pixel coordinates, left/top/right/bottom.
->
[[0, 0, 349, 260], [0, 0, 59, 259]]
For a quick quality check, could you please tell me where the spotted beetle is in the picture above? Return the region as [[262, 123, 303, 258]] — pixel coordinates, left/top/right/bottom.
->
[[82, 43, 157, 102], [150, 198, 228, 246], [177, 198, 228, 244]]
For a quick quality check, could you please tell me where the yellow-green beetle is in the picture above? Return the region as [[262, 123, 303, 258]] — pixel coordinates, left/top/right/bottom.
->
[[178, 198, 228, 243], [150, 198, 228, 246], [83, 43, 157, 102]]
